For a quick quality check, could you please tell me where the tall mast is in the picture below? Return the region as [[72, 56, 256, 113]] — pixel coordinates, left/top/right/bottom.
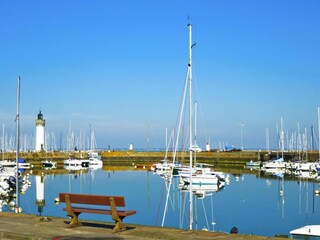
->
[[89, 124, 92, 150], [188, 23, 193, 231], [15, 76, 21, 213], [2, 123, 4, 161], [318, 107, 320, 161], [280, 117, 284, 158]]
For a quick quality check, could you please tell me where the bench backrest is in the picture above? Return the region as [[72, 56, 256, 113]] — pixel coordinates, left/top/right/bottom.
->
[[59, 193, 126, 207]]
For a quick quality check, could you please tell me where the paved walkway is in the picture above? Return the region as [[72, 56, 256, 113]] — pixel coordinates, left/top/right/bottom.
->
[[0, 212, 288, 239]]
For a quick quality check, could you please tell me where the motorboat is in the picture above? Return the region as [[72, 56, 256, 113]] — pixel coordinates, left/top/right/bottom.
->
[[88, 151, 103, 168], [290, 225, 320, 237], [246, 160, 261, 167], [18, 159, 31, 169], [63, 158, 82, 166], [64, 154, 89, 168], [42, 159, 57, 169], [0, 160, 16, 168], [64, 165, 87, 171], [296, 161, 319, 172], [0, 159, 31, 169]]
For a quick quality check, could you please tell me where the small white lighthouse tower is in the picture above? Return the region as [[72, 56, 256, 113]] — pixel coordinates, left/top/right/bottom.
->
[[35, 110, 45, 151]]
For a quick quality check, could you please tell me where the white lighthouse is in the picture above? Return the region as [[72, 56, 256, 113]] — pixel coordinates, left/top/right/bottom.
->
[[35, 111, 45, 151]]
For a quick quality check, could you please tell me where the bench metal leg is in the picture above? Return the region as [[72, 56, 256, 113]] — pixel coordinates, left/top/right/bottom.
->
[[69, 212, 82, 227], [113, 216, 126, 233], [110, 197, 127, 233], [65, 194, 82, 227]]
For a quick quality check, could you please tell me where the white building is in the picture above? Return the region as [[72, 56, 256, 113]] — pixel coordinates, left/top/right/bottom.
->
[[35, 111, 45, 151]]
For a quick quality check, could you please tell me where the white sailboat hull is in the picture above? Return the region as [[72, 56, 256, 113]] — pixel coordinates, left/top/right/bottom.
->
[[64, 159, 82, 166], [262, 158, 285, 169], [64, 155, 89, 167], [182, 174, 219, 186]]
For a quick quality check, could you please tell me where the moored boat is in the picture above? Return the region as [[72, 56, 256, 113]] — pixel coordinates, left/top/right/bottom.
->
[[88, 151, 103, 168], [290, 225, 320, 237], [64, 154, 89, 168], [42, 159, 57, 169], [246, 160, 261, 167], [180, 168, 219, 186], [262, 157, 285, 169]]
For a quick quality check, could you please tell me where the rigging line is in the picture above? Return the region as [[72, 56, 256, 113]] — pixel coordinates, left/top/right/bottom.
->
[[192, 68, 208, 142], [165, 178, 175, 210], [211, 194, 215, 232], [180, 190, 187, 228], [172, 66, 190, 163], [162, 74, 189, 226], [164, 129, 174, 160], [311, 126, 319, 153], [156, 179, 166, 225], [201, 198, 210, 231]]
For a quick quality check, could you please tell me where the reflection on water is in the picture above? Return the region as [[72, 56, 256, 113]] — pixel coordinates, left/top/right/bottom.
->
[[2, 167, 320, 238]]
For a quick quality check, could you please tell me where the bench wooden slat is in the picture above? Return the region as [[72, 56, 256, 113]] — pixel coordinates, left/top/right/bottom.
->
[[59, 193, 126, 207], [63, 207, 136, 217]]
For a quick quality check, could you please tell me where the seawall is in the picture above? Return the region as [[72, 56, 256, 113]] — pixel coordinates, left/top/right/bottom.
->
[[2, 149, 319, 166]]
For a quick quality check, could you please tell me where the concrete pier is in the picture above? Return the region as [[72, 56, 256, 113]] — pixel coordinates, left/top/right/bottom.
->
[[0, 212, 287, 239], [2, 149, 319, 168]]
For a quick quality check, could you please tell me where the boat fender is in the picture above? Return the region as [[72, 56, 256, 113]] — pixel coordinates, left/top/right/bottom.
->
[[54, 197, 60, 205]]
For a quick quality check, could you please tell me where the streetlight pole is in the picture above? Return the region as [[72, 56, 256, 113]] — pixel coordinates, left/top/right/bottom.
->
[[238, 123, 244, 150]]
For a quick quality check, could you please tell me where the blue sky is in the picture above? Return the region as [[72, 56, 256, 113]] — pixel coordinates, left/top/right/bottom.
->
[[1, 0, 320, 150]]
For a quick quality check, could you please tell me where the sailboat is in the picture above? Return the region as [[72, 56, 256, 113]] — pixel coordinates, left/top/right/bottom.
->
[[262, 117, 286, 170], [179, 163, 220, 186], [152, 129, 184, 177], [182, 23, 219, 230], [179, 29, 221, 191], [42, 133, 57, 169], [0, 124, 30, 169], [161, 23, 225, 230], [63, 132, 89, 169], [290, 107, 320, 237], [87, 128, 102, 169]]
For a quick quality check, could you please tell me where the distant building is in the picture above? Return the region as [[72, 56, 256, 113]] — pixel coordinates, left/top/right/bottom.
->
[[35, 111, 45, 151], [206, 142, 211, 152], [129, 143, 134, 151]]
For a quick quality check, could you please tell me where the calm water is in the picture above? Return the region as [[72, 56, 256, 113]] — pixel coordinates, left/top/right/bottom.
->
[[3, 167, 320, 238]]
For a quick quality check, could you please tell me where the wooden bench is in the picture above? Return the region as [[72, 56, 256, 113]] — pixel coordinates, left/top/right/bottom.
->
[[59, 193, 136, 232]]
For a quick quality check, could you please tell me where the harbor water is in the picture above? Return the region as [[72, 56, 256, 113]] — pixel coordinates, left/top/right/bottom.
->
[[2, 167, 320, 238]]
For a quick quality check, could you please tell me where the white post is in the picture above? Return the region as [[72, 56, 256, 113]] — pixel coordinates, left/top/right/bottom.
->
[[239, 123, 244, 150], [15, 76, 21, 213]]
